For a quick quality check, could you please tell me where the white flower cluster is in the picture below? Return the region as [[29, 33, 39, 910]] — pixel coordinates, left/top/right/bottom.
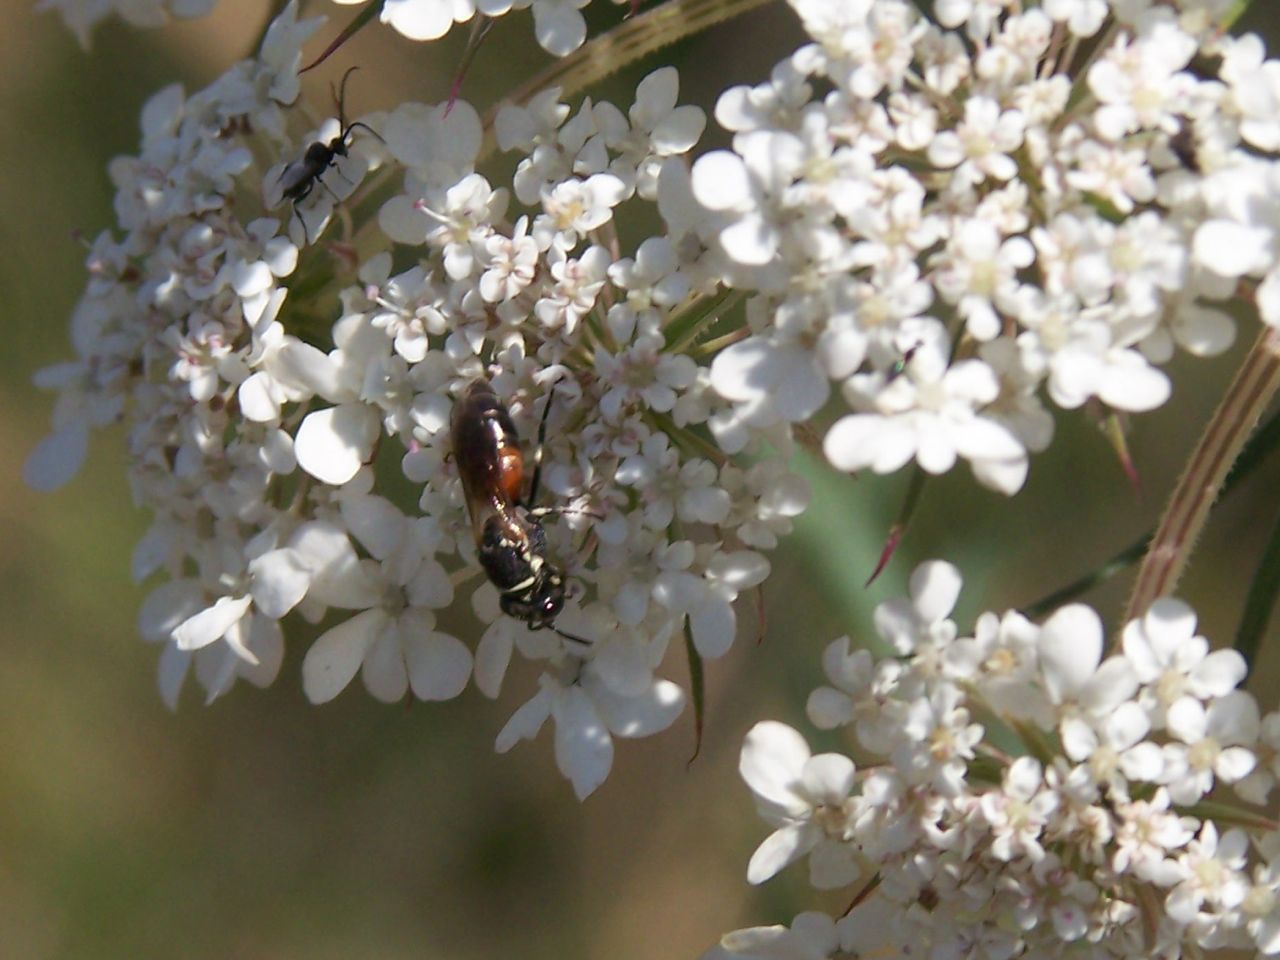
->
[[693, 0, 1280, 495], [37, 0, 217, 47], [331, 0, 628, 56], [28, 2, 811, 798], [710, 560, 1280, 959]]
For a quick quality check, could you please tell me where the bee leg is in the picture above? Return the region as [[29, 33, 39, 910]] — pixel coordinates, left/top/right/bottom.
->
[[527, 375, 565, 506]]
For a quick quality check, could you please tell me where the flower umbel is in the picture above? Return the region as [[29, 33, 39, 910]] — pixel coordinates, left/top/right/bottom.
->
[[713, 557, 1280, 959]]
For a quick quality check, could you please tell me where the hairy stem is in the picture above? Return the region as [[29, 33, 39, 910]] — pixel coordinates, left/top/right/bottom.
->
[[1125, 325, 1280, 621]]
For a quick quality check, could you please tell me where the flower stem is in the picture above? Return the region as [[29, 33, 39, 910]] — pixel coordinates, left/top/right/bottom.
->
[[1125, 325, 1280, 622]]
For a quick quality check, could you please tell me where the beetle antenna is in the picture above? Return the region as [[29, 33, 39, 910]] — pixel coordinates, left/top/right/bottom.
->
[[344, 120, 386, 145], [333, 65, 359, 131]]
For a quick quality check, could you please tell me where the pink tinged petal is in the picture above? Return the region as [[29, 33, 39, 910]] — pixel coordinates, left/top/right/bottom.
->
[[597, 679, 686, 738], [1039, 604, 1103, 702], [691, 151, 752, 211], [909, 561, 962, 622], [747, 822, 818, 884], [553, 686, 613, 799], [295, 403, 380, 485], [174, 595, 252, 651], [740, 721, 811, 812], [495, 685, 554, 753], [138, 579, 204, 643], [302, 608, 386, 704], [474, 621, 516, 699], [1193, 220, 1274, 278], [690, 593, 735, 659], [24, 425, 89, 491], [405, 629, 472, 701], [248, 548, 311, 619], [382, 0, 454, 40], [801, 754, 856, 803]]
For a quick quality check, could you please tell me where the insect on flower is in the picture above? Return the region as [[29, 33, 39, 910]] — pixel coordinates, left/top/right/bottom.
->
[[450, 376, 591, 645], [275, 66, 384, 242]]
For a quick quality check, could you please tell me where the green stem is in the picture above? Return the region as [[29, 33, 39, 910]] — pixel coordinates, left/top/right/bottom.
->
[[1125, 325, 1280, 622], [1234, 503, 1280, 669]]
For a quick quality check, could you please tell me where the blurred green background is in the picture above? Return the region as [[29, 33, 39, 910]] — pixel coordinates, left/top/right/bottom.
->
[[3, 2, 1280, 959]]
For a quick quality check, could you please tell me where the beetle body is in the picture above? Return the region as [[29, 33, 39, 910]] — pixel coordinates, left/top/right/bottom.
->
[[275, 66, 383, 241], [451, 379, 567, 629]]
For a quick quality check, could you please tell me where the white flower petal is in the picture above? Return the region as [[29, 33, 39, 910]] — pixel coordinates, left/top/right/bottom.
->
[[747, 822, 816, 885], [24, 425, 89, 491], [495, 686, 553, 753], [295, 403, 380, 485], [248, 548, 311, 619], [474, 620, 516, 699], [691, 150, 751, 211], [553, 686, 613, 799], [302, 608, 386, 704], [597, 679, 685, 738], [405, 629, 472, 701], [382, 0, 455, 40], [740, 721, 810, 812], [174, 595, 252, 651]]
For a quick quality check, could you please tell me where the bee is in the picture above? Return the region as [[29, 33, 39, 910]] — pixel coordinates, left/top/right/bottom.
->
[[275, 66, 383, 242], [451, 377, 588, 642]]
